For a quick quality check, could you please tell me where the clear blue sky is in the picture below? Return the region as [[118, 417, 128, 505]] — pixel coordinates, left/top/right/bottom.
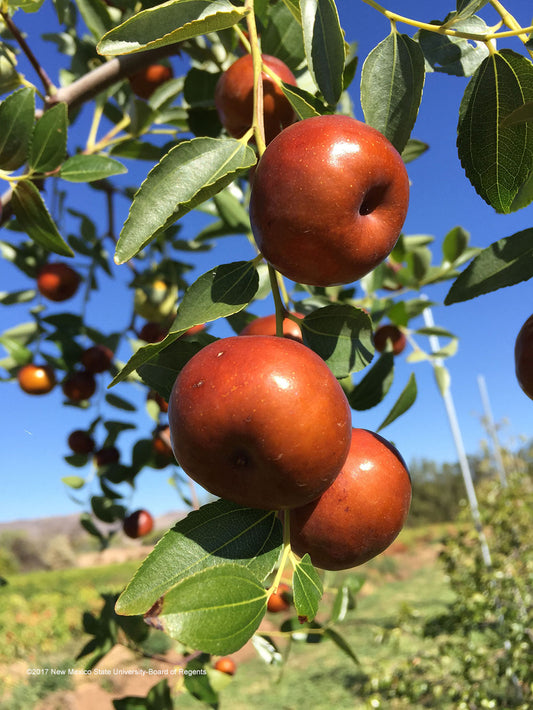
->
[[1, 1, 532, 523]]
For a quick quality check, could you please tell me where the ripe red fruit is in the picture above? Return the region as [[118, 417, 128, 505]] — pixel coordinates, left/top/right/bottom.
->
[[514, 313, 533, 399], [152, 426, 175, 468], [17, 363, 56, 395], [129, 63, 173, 100], [37, 263, 80, 302], [239, 313, 304, 341], [215, 54, 297, 144], [62, 371, 96, 401], [94, 446, 120, 467], [250, 115, 410, 286], [373, 324, 407, 355], [168, 336, 351, 510], [289, 428, 411, 570], [137, 322, 168, 343], [67, 430, 95, 454], [213, 657, 236, 676], [123, 509, 154, 539], [81, 345, 113, 373], [267, 583, 291, 613]]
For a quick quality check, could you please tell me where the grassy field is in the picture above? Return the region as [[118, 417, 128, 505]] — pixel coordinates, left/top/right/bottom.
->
[[0, 526, 456, 709]]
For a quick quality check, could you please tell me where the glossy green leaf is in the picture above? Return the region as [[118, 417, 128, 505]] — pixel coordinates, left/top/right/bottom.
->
[[348, 352, 394, 411], [378, 372, 417, 431], [417, 16, 489, 77], [293, 554, 323, 622], [30, 103, 67, 173], [262, 1, 306, 71], [105, 393, 136, 411], [75, 0, 112, 41], [301, 304, 374, 379], [11, 181, 74, 257], [0, 87, 34, 171], [361, 31, 425, 153], [282, 83, 324, 118], [6, 0, 45, 13], [97, 0, 246, 55], [151, 564, 267, 655], [60, 154, 127, 182], [300, 0, 345, 106], [115, 138, 256, 263], [445, 228, 533, 304], [184, 659, 220, 706], [457, 49, 533, 213], [137, 339, 208, 401], [116, 500, 282, 615]]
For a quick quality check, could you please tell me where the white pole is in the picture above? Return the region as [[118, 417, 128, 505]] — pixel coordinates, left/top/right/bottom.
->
[[477, 374, 508, 487], [422, 305, 492, 568]]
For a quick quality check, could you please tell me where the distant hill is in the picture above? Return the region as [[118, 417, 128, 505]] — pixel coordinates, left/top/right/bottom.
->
[[0, 510, 187, 541]]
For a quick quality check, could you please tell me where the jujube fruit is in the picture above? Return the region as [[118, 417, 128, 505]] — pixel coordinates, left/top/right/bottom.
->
[[514, 313, 533, 399], [68, 430, 95, 454], [81, 344, 113, 373], [147, 389, 168, 413], [289, 428, 411, 570], [215, 53, 297, 144], [123, 509, 154, 539], [239, 312, 304, 341], [250, 115, 410, 286], [37, 263, 80, 302], [137, 322, 168, 343], [62, 371, 96, 401], [168, 336, 352, 510], [267, 583, 291, 613], [94, 446, 120, 467], [373, 324, 406, 355], [129, 63, 173, 100], [213, 657, 236, 676], [17, 364, 56, 395]]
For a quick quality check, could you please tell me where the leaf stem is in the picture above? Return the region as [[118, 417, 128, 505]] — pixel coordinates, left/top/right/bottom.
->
[[268, 264, 287, 337], [267, 510, 292, 594], [0, 9, 55, 96], [489, 0, 533, 58], [245, 0, 266, 155]]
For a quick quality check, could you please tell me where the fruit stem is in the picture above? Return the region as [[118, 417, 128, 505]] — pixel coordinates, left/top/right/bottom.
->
[[267, 510, 292, 594], [245, 0, 267, 156], [268, 264, 287, 337]]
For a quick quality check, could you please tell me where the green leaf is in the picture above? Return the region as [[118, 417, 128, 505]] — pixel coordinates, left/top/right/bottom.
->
[[378, 372, 417, 431], [401, 138, 429, 163], [11, 181, 74, 257], [348, 352, 394, 411], [72, 0, 112, 40], [61, 476, 86, 489], [454, 1, 490, 21], [442, 226, 470, 263], [116, 500, 282, 616], [137, 339, 207, 401], [111, 261, 258, 387], [30, 103, 67, 173], [97, 0, 246, 55], [361, 31, 425, 154], [457, 49, 533, 213], [0, 289, 36, 305], [184, 659, 220, 706], [60, 154, 127, 182], [417, 16, 489, 77], [105, 393, 136, 411], [151, 564, 267, 655], [281, 83, 325, 119], [301, 304, 374, 379], [329, 584, 353, 624], [113, 679, 173, 710], [445, 228, 533, 304], [0, 87, 34, 171], [115, 137, 256, 263], [292, 553, 323, 621], [261, 1, 306, 71], [300, 0, 345, 106]]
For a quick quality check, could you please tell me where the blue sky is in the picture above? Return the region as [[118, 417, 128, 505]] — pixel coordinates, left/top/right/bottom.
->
[[1, 0, 532, 523]]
